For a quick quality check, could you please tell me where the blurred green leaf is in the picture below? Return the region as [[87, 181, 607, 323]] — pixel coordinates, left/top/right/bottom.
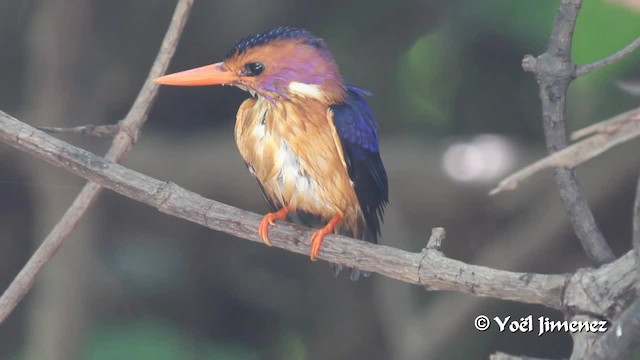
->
[[397, 27, 461, 130], [460, 0, 558, 46], [276, 331, 307, 360], [568, 0, 640, 126], [84, 320, 257, 360], [200, 342, 257, 360], [573, 0, 640, 81], [84, 320, 191, 360], [574, 0, 640, 62]]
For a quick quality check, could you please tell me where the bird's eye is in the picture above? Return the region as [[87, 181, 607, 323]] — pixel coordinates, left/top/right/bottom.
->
[[243, 62, 265, 77]]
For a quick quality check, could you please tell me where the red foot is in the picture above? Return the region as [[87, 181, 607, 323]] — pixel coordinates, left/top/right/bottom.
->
[[309, 215, 342, 261], [258, 208, 289, 246]]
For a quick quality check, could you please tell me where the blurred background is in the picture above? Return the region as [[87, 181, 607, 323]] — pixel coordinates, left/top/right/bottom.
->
[[1, 0, 639, 359]]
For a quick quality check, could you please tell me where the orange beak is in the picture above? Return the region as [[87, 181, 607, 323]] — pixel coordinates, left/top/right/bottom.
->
[[154, 62, 238, 86]]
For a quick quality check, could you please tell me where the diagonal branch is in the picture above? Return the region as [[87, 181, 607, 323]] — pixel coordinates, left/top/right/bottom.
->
[[575, 36, 640, 77], [521, 0, 615, 266], [490, 107, 640, 195], [0, 0, 194, 325], [572, 107, 640, 141], [0, 110, 638, 318]]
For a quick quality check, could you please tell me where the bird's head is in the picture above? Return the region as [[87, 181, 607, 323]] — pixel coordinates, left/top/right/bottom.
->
[[155, 27, 346, 103]]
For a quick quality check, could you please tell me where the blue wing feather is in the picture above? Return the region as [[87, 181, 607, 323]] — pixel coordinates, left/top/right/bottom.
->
[[330, 85, 388, 243]]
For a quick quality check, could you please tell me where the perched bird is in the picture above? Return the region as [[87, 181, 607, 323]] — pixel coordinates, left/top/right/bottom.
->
[[155, 27, 388, 279]]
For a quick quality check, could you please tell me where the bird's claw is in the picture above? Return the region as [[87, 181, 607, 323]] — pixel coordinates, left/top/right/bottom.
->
[[309, 230, 326, 261], [258, 208, 288, 247], [308, 214, 342, 261]]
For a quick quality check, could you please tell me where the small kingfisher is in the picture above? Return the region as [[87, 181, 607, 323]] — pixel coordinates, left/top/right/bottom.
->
[[155, 27, 388, 279]]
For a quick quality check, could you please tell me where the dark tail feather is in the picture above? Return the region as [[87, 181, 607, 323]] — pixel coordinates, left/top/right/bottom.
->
[[331, 263, 371, 281], [331, 227, 375, 281]]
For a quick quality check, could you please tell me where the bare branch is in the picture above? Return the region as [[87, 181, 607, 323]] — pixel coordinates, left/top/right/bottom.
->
[[575, 36, 640, 77], [0, 0, 194, 325], [490, 108, 640, 195], [36, 123, 120, 137], [0, 110, 638, 318], [572, 107, 640, 141], [520, 0, 615, 265]]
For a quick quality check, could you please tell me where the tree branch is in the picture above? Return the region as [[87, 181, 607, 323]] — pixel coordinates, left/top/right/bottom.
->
[[571, 107, 640, 141], [0, 0, 194, 325], [36, 123, 120, 137], [490, 107, 640, 195], [575, 36, 640, 76], [0, 110, 637, 318], [521, 0, 615, 266]]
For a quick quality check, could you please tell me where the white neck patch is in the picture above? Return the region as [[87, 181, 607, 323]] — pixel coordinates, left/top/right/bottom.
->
[[288, 82, 324, 99]]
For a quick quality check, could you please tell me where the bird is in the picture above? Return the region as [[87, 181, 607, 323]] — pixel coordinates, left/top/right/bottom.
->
[[154, 26, 388, 280]]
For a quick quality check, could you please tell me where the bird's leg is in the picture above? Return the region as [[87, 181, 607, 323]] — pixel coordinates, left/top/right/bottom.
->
[[309, 215, 342, 261], [258, 208, 289, 246]]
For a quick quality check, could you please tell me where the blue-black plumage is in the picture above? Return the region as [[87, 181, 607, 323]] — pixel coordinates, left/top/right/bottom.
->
[[331, 85, 388, 242]]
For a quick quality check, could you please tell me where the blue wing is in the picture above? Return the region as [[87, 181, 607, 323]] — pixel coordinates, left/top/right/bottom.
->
[[330, 85, 388, 243]]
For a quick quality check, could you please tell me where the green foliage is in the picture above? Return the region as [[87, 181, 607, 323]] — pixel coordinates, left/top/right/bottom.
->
[[573, 0, 640, 69], [570, 1, 640, 125], [275, 331, 307, 360], [396, 0, 639, 134], [397, 27, 461, 131], [462, 0, 558, 46], [83, 320, 257, 360]]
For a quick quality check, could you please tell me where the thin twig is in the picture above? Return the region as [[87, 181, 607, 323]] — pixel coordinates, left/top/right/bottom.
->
[[572, 107, 640, 140], [490, 108, 640, 195], [575, 36, 640, 76], [0, 0, 194, 325], [521, 0, 615, 266], [37, 123, 120, 137], [0, 110, 638, 317]]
